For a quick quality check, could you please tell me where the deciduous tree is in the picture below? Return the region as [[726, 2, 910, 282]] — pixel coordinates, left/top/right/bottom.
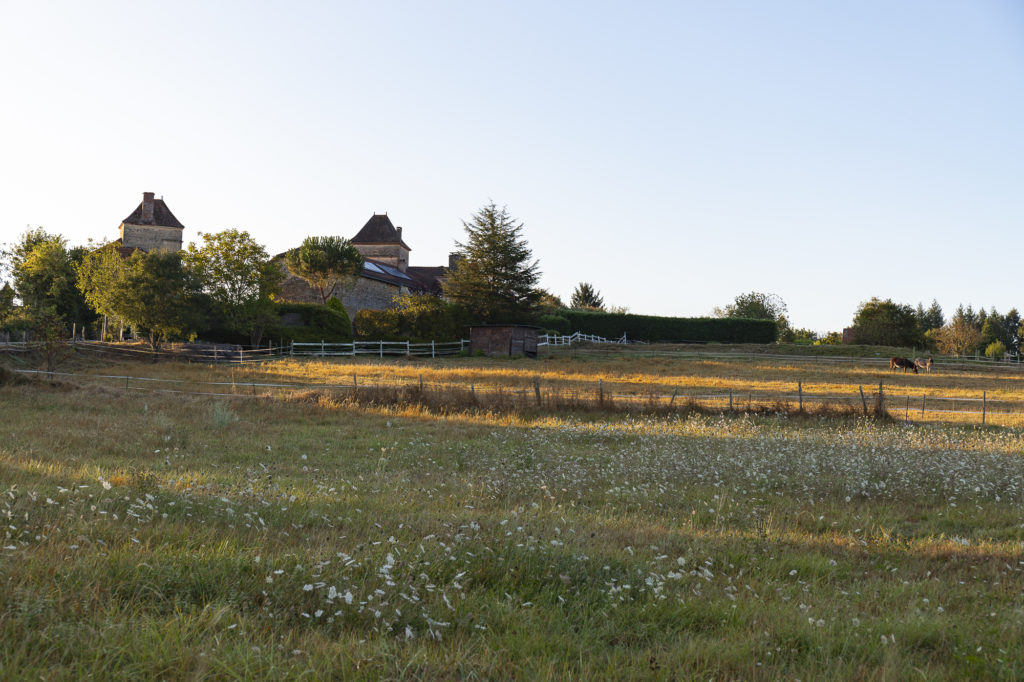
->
[[76, 242, 130, 338], [715, 291, 788, 340], [850, 298, 920, 347], [5, 228, 93, 327], [110, 250, 200, 353], [933, 316, 984, 356], [184, 229, 283, 345], [715, 291, 787, 320]]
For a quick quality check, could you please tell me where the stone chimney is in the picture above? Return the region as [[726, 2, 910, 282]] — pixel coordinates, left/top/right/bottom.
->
[[448, 252, 464, 269], [396, 226, 403, 241], [141, 192, 155, 223]]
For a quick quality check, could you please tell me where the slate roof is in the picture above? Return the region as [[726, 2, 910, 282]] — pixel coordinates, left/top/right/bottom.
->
[[122, 197, 185, 229], [351, 214, 411, 250], [361, 258, 434, 292], [406, 266, 446, 295]]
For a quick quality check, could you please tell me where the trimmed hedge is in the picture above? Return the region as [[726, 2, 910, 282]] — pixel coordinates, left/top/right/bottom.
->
[[558, 310, 777, 344], [536, 313, 571, 335], [267, 302, 352, 343]]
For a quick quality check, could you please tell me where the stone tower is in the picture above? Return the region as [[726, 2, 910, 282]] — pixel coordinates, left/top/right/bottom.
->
[[119, 192, 184, 252], [350, 214, 410, 272]]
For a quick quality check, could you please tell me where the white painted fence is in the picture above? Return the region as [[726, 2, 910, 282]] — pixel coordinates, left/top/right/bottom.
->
[[537, 331, 629, 347], [290, 339, 469, 358]]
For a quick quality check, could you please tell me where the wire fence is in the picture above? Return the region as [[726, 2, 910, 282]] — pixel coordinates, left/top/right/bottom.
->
[[554, 347, 1024, 372], [11, 367, 1023, 426]]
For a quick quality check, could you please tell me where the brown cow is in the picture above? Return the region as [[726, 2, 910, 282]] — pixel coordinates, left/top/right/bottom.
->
[[889, 357, 918, 374]]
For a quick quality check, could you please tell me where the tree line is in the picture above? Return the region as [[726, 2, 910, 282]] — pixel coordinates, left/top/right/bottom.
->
[[712, 291, 1021, 358], [0, 202, 569, 351], [7, 199, 1012, 357], [849, 297, 1021, 358]]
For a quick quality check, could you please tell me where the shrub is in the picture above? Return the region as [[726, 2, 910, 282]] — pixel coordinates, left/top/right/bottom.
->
[[558, 309, 777, 344], [354, 308, 400, 340], [985, 340, 1007, 359], [266, 302, 352, 343], [354, 294, 462, 341], [326, 296, 346, 315]]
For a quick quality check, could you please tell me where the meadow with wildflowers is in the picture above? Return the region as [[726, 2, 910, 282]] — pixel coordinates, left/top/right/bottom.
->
[[2, 355, 1024, 679]]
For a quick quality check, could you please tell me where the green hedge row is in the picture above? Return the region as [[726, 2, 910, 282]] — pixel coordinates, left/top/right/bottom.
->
[[267, 302, 353, 343], [550, 310, 777, 344], [353, 302, 467, 341]]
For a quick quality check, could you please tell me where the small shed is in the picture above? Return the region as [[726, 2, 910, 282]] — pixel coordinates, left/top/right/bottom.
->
[[469, 325, 540, 358]]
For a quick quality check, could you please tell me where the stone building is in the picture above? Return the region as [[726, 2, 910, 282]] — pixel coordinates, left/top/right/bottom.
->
[[111, 194, 446, 319], [278, 214, 448, 317], [118, 192, 184, 253], [469, 325, 540, 357]]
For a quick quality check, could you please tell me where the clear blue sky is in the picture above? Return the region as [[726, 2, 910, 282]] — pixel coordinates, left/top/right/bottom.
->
[[2, 1, 1022, 333]]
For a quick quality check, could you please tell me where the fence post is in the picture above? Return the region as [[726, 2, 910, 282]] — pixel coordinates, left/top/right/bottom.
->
[[533, 376, 541, 406], [353, 373, 358, 393], [321, 340, 325, 357], [905, 395, 910, 419], [878, 381, 884, 414], [406, 340, 410, 356], [432, 340, 436, 358], [921, 394, 926, 418], [291, 340, 294, 357], [859, 386, 867, 416], [419, 374, 423, 392], [670, 388, 677, 407], [379, 340, 383, 358], [982, 391, 986, 425], [798, 381, 803, 412], [729, 388, 733, 412]]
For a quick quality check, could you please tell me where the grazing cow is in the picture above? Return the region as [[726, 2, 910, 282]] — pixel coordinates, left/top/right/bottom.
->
[[914, 357, 933, 372], [889, 357, 918, 374]]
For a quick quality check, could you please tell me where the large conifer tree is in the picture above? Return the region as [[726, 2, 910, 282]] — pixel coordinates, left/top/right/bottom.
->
[[442, 202, 541, 323]]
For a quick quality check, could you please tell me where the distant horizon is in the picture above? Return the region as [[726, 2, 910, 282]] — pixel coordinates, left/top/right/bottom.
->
[[2, 1, 1022, 333]]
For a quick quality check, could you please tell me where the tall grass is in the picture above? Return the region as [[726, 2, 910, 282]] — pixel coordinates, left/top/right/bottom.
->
[[3, 367, 1024, 678]]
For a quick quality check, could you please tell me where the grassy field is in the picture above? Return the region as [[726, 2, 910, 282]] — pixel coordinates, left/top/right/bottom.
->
[[50, 343, 1024, 427], [3, 351, 1024, 679]]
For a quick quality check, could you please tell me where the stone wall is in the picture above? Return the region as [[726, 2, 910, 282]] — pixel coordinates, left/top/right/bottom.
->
[[342, 277, 403, 314], [354, 243, 409, 271], [121, 223, 183, 252], [277, 262, 403, 317]]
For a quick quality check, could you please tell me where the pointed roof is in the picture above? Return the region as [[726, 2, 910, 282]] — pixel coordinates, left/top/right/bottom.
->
[[351, 214, 411, 250], [122, 196, 184, 229]]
